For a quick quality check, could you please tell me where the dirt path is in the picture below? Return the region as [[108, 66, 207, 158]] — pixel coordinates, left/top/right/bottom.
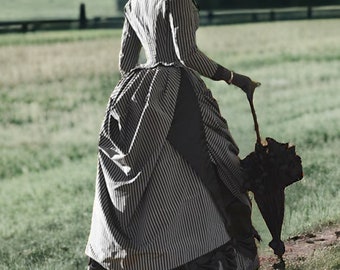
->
[[259, 225, 340, 269]]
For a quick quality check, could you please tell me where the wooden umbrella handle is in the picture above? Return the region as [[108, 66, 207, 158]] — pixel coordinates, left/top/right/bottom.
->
[[247, 81, 262, 144]]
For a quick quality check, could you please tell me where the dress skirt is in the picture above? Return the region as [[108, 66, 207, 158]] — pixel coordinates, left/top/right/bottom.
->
[[85, 63, 249, 270]]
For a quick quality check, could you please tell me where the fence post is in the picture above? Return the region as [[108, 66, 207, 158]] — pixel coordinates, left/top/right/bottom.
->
[[270, 10, 276, 21], [79, 3, 87, 29], [207, 10, 214, 24], [307, 6, 313, 19], [22, 23, 28, 33], [252, 13, 258, 22]]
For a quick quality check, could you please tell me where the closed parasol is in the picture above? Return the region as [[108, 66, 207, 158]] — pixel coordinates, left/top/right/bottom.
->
[[241, 83, 304, 268]]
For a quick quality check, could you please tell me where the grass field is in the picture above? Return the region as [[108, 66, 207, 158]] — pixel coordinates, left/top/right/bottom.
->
[[1, 0, 120, 21], [0, 19, 339, 269]]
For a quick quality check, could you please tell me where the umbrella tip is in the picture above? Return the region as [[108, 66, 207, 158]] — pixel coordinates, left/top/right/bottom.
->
[[273, 257, 285, 270]]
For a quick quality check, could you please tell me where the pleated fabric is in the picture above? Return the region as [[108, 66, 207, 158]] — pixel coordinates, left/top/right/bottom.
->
[[86, 0, 249, 269]]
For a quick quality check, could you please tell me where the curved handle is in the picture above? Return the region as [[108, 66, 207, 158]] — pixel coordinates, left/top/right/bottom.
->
[[247, 81, 262, 144]]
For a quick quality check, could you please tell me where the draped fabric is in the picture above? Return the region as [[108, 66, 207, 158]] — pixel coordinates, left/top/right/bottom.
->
[[86, 0, 249, 269]]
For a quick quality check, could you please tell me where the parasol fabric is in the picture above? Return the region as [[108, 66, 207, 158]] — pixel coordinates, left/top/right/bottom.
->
[[240, 83, 304, 262], [242, 138, 303, 196]]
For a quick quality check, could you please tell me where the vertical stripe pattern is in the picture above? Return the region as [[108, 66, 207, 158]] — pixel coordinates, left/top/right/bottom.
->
[[86, 0, 250, 269]]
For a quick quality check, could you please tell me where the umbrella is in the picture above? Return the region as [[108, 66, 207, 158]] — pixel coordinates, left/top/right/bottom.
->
[[241, 83, 304, 266]]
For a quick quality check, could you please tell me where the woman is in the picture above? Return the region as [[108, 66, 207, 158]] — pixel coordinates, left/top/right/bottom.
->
[[86, 0, 260, 269]]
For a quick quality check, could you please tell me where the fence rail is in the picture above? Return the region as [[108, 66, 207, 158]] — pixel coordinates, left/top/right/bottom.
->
[[198, 5, 340, 25], [0, 5, 339, 34], [0, 17, 125, 33]]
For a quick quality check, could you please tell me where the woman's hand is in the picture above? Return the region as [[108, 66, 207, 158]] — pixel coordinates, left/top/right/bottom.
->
[[231, 72, 261, 101]]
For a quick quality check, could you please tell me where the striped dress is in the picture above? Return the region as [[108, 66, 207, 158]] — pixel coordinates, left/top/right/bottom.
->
[[85, 0, 250, 269]]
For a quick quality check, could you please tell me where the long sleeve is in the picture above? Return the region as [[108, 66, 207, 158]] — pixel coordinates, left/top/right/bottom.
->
[[168, 0, 231, 81], [119, 18, 142, 76]]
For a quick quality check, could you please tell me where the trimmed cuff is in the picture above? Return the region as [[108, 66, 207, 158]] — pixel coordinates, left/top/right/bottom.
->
[[212, 64, 231, 81]]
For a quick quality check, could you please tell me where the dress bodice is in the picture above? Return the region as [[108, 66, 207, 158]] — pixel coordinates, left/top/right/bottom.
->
[[124, 0, 200, 66]]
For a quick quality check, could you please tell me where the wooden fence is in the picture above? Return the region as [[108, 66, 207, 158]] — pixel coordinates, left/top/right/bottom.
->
[[0, 5, 339, 33], [199, 6, 340, 25]]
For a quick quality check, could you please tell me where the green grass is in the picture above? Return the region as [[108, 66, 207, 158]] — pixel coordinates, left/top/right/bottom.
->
[[0, 30, 120, 47], [0, 0, 120, 21], [0, 19, 339, 269]]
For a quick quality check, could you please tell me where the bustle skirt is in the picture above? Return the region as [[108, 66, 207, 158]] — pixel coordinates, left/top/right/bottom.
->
[[86, 64, 250, 270]]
